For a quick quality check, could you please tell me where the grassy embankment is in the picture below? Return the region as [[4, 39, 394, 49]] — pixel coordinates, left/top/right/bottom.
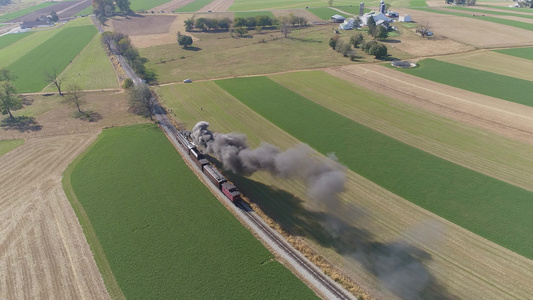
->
[[0, 139, 23, 156], [63, 124, 319, 300], [395, 58, 533, 107], [215, 76, 533, 260]]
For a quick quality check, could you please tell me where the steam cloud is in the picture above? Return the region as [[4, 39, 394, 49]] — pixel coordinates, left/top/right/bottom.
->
[[191, 121, 346, 203]]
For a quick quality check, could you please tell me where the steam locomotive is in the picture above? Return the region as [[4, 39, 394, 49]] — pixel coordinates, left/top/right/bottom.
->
[[175, 131, 242, 203]]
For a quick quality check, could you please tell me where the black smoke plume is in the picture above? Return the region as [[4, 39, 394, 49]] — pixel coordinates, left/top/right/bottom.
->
[[191, 121, 346, 203]]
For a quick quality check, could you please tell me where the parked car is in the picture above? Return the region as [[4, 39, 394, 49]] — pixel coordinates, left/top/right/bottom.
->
[[184, 78, 192, 83]]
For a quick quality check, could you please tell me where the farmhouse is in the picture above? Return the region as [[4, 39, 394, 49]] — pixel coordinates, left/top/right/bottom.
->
[[361, 11, 391, 25], [339, 18, 356, 30], [331, 14, 346, 23], [21, 19, 52, 29]]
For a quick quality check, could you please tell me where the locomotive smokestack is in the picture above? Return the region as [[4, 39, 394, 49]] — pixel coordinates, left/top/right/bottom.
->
[[191, 121, 346, 203]]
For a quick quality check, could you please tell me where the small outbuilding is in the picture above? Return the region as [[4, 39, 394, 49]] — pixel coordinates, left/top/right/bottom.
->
[[339, 18, 355, 30], [331, 14, 346, 23], [399, 15, 412, 22]]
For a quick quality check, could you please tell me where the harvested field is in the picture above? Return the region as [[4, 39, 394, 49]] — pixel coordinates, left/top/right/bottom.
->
[[272, 9, 323, 23], [0, 133, 109, 300], [326, 64, 533, 146], [400, 8, 533, 48], [198, 0, 234, 12], [111, 15, 177, 36], [7, 0, 92, 22], [157, 81, 533, 300], [436, 50, 533, 81], [113, 14, 199, 48]]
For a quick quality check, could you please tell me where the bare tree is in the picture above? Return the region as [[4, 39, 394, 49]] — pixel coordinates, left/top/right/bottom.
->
[[44, 69, 65, 96], [65, 84, 85, 113], [416, 21, 432, 38], [128, 84, 157, 120], [278, 16, 292, 38]]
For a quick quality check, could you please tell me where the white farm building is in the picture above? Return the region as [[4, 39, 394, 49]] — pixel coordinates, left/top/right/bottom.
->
[[339, 18, 356, 30], [361, 12, 391, 25], [399, 15, 412, 22]]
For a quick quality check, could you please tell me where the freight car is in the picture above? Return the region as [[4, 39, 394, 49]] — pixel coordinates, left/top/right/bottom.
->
[[176, 131, 242, 203]]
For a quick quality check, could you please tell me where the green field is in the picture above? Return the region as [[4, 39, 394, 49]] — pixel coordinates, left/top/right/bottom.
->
[[65, 124, 318, 299], [228, 0, 370, 11], [0, 32, 33, 51], [0, 139, 23, 157], [215, 76, 533, 260], [446, 6, 533, 19], [8, 25, 97, 92], [175, 0, 215, 12], [44, 33, 118, 91], [234, 11, 276, 18], [409, 0, 428, 7], [75, 5, 94, 16], [307, 7, 350, 19], [495, 46, 533, 60], [0, 2, 56, 21], [415, 7, 533, 31], [484, 5, 533, 12], [129, 0, 174, 11], [394, 58, 533, 107]]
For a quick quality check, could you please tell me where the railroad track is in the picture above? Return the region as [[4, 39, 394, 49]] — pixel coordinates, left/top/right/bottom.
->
[[239, 203, 355, 300], [93, 16, 356, 299]]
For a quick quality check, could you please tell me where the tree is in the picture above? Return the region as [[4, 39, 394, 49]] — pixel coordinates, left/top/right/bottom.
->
[[335, 41, 352, 56], [234, 27, 248, 37], [278, 16, 291, 38], [369, 43, 387, 58], [329, 35, 340, 49], [178, 35, 193, 48], [350, 33, 364, 48], [328, 0, 334, 6], [128, 84, 157, 120], [116, 0, 131, 15], [0, 81, 22, 119], [233, 17, 247, 28], [184, 18, 194, 31], [374, 26, 389, 40], [0, 68, 16, 82], [123, 78, 134, 89], [416, 21, 432, 37], [367, 16, 376, 36], [49, 10, 58, 22], [65, 84, 85, 113], [44, 69, 65, 96], [362, 40, 378, 53]]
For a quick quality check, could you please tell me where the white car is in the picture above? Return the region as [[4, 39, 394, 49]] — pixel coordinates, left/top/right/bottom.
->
[[183, 78, 192, 83]]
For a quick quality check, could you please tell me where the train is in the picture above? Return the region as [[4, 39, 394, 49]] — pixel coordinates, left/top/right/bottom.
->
[[174, 131, 242, 203]]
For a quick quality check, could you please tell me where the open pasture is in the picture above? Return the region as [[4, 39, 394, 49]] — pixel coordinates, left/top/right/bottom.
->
[[228, 0, 374, 11], [446, 6, 533, 19], [215, 76, 533, 260], [0, 139, 23, 156], [157, 81, 533, 300], [234, 11, 275, 18], [175, 0, 216, 12], [396, 58, 533, 107], [8, 25, 97, 92], [66, 124, 318, 299], [307, 7, 351, 19], [129, 0, 176, 11], [435, 50, 533, 81]]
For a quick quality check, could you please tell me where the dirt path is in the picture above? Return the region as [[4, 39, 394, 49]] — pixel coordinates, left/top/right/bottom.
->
[[0, 133, 110, 299], [326, 64, 533, 146], [198, 0, 234, 12]]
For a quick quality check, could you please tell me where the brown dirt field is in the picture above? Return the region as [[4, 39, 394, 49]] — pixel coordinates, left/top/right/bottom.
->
[[0, 90, 147, 298], [198, 0, 234, 12], [399, 8, 533, 48], [151, 0, 196, 12], [0, 133, 109, 299], [111, 14, 177, 36], [272, 9, 324, 23], [124, 14, 200, 48], [325, 64, 533, 146]]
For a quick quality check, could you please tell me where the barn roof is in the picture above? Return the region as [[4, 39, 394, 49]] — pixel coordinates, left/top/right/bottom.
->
[[331, 14, 346, 20]]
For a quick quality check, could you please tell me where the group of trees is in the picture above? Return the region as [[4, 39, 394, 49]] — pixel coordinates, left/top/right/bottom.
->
[[329, 35, 352, 57], [93, 0, 131, 22], [366, 17, 389, 40], [101, 31, 157, 83], [330, 31, 388, 59], [127, 84, 157, 120], [360, 40, 388, 58]]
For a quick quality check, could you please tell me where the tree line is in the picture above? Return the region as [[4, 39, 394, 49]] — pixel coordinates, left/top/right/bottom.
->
[[94, 0, 131, 22], [101, 31, 157, 84], [185, 14, 308, 33]]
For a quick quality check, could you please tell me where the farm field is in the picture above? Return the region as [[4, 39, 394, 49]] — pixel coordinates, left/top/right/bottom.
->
[[227, 0, 373, 11], [0, 32, 33, 51], [129, 0, 175, 11], [434, 50, 533, 81], [234, 11, 275, 18], [215, 76, 533, 260], [157, 81, 533, 300], [495, 46, 533, 60], [0, 139, 23, 156], [307, 7, 350, 19], [65, 123, 318, 299], [0, 2, 55, 22], [43, 33, 119, 91], [141, 25, 405, 83], [396, 58, 533, 107], [8, 25, 97, 92], [446, 6, 533, 19], [175, 0, 216, 12]]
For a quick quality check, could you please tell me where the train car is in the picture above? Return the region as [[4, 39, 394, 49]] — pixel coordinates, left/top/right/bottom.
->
[[189, 147, 209, 170], [221, 182, 242, 202], [203, 164, 227, 189], [175, 131, 195, 153]]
